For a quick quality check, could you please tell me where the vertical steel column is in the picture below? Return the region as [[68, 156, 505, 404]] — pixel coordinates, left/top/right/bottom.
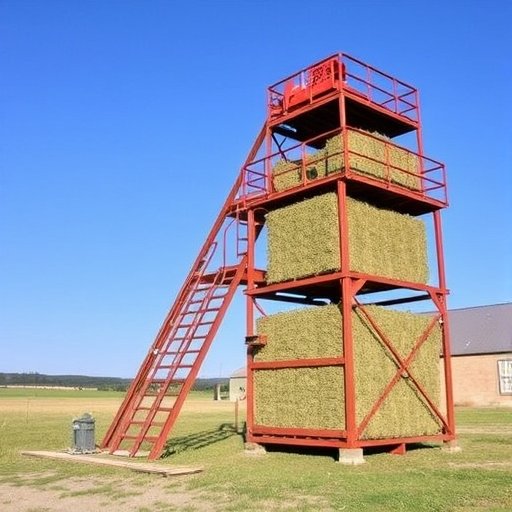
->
[[247, 127, 272, 442], [246, 208, 256, 336], [265, 125, 273, 193], [336, 89, 357, 446], [433, 209, 456, 437], [337, 179, 357, 446], [414, 89, 426, 192], [245, 209, 256, 440]]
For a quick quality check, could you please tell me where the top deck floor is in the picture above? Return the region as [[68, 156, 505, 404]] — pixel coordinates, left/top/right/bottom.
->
[[267, 53, 420, 138]]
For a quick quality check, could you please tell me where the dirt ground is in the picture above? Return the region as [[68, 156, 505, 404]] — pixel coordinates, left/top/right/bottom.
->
[[0, 398, 241, 511], [0, 471, 221, 512]]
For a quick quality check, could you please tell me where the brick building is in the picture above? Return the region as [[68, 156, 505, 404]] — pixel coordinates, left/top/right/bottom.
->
[[446, 302, 512, 407]]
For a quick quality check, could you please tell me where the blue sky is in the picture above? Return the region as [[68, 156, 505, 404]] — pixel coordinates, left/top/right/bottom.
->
[[1, 0, 511, 378]]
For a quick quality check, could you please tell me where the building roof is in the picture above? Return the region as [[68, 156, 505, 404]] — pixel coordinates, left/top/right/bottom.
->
[[230, 366, 247, 378], [448, 302, 512, 356]]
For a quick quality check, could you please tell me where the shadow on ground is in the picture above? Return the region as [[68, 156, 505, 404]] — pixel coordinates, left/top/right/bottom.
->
[[162, 423, 243, 457], [264, 442, 438, 461]]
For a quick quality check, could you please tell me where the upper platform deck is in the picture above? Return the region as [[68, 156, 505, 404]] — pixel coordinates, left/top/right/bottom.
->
[[268, 53, 419, 139], [234, 127, 447, 217]]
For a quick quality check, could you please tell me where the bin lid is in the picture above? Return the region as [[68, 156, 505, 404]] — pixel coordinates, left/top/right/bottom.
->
[[73, 412, 95, 424]]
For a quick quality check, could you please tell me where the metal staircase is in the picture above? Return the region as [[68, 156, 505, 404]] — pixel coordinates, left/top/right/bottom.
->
[[101, 125, 266, 460]]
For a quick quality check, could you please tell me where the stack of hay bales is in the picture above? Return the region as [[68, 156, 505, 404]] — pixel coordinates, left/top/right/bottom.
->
[[272, 150, 327, 193], [253, 304, 441, 438], [271, 130, 420, 192], [254, 304, 345, 430], [257, 137, 438, 441], [266, 192, 429, 284], [352, 306, 441, 438]]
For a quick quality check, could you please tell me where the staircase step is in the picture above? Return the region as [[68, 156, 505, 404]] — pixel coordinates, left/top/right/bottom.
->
[[130, 421, 165, 427], [178, 321, 214, 328], [122, 434, 158, 442], [137, 406, 174, 412]]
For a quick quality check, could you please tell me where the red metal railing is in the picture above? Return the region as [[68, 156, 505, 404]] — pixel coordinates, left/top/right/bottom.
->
[[268, 53, 419, 123], [240, 128, 447, 205]]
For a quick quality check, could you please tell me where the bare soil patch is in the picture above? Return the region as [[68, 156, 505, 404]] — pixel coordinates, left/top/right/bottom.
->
[[0, 472, 222, 512]]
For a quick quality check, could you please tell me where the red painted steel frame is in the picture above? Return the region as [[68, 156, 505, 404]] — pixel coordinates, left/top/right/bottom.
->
[[104, 52, 455, 460], [244, 53, 456, 453]]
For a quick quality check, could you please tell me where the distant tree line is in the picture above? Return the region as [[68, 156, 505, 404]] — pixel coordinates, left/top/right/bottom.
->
[[0, 372, 227, 392]]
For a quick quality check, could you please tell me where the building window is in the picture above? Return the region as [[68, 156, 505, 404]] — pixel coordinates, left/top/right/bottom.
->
[[498, 360, 512, 395]]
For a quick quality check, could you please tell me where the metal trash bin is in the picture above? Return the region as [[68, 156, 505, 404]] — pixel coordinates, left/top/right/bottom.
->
[[72, 413, 96, 453]]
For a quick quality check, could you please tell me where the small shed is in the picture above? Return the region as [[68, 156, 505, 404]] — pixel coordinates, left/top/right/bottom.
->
[[229, 367, 247, 402]]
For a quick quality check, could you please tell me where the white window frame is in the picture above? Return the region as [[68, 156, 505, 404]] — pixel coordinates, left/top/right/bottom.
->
[[497, 359, 512, 395]]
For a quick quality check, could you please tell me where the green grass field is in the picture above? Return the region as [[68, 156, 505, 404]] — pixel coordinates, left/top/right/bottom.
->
[[0, 388, 511, 511]]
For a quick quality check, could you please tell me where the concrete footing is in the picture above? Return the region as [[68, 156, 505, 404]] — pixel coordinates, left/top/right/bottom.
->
[[337, 448, 365, 465], [442, 440, 462, 453], [244, 442, 266, 456]]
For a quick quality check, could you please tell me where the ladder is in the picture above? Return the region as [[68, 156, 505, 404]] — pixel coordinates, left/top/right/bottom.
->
[[101, 125, 266, 460]]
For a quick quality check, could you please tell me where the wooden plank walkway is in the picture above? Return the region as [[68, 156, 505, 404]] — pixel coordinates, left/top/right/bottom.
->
[[21, 451, 203, 477]]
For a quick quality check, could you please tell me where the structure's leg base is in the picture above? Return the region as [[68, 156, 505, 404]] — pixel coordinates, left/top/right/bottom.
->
[[244, 442, 266, 456], [441, 440, 461, 454], [389, 443, 406, 456], [337, 448, 365, 465]]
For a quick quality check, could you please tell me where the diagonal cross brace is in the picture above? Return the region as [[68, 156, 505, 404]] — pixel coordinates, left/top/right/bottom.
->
[[354, 299, 450, 436]]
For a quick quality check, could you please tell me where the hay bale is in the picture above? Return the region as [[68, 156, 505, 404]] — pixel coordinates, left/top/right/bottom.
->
[[266, 193, 340, 283], [272, 159, 302, 192], [254, 366, 345, 429], [253, 304, 441, 437], [271, 131, 421, 192], [266, 193, 429, 284], [348, 198, 429, 283], [272, 151, 328, 192], [254, 304, 345, 429], [326, 131, 421, 190], [254, 304, 343, 361], [353, 306, 441, 439], [304, 148, 327, 181]]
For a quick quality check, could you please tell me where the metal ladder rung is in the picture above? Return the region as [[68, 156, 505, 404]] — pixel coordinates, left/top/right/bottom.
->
[[189, 297, 225, 305], [190, 291, 227, 301], [179, 321, 214, 328], [168, 338, 205, 344], [130, 420, 165, 427], [162, 349, 201, 356], [157, 358, 199, 370], [137, 406, 173, 412], [148, 378, 185, 386], [179, 308, 220, 317], [144, 383, 185, 396], [122, 435, 158, 442], [210, 292, 228, 299]]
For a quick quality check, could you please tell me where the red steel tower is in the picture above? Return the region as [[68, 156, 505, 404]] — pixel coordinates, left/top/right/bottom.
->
[[101, 53, 456, 461]]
